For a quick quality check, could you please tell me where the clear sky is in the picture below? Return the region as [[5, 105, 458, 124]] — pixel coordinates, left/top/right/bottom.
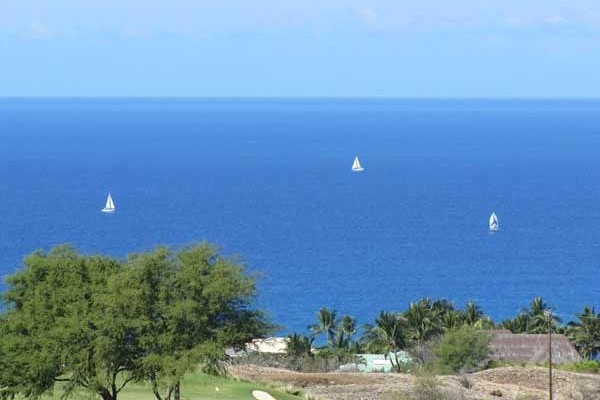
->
[[1, 1, 600, 97]]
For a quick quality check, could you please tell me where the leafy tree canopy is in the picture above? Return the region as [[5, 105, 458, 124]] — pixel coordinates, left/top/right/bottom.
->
[[432, 325, 491, 374], [0, 243, 272, 400]]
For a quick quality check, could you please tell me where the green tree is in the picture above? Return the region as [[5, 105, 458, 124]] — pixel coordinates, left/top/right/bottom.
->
[[501, 313, 530, 333], [463, 301, 483, 325], [501, 297, 560, 334], [0, 243, 271, 400], [523, 297, 559, 334], [286, 334, 314, 358], [463, 301, 494, 329], [441, 309, 464, 330], [361, 311, 408, 371], [123, 243, 272, 400], [330, 315, 357, 351], [340, 315, 357, 337], [403, 299, 444, 346], [431, 299, 455, 315], [0, 245, 138, 400], [567, 306, 600, 360], [432, 325, 491, 374], [308, 308, 338, 346]]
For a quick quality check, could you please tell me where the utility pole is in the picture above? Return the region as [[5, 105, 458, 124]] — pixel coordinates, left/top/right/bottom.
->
[[546, 310, 553, 400]]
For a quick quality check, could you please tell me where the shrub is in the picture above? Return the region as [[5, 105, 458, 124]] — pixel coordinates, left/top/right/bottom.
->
[[383, 372, 465, 400], [558, 360, 600, 374], [410, 341, 438, 366], [412, 373, 445, 400], [432, 326, 491, 374], [457, 375, 472, 389]]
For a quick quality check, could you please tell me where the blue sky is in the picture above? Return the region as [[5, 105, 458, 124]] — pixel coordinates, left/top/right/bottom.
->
[[1, 1, 600, 97]]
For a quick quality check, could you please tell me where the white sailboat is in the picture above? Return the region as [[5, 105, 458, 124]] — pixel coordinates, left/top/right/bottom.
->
[[489, 212, 499, 231], [352, 156, 365, 172], [101, 193, 116, 213]]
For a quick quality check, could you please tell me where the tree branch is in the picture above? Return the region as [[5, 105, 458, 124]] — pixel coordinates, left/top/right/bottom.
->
[[54, 377, 89, 388], [116, 376, 136, 393]]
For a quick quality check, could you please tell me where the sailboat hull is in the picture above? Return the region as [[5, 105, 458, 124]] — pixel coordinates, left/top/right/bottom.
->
[[101, 208, 115, 213]]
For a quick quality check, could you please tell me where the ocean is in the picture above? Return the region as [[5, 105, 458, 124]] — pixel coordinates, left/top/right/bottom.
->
[[1, 98, 599, 332]]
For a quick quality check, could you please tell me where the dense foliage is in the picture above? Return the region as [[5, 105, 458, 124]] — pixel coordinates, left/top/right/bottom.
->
[[500, 297, 560, 334], [288, 297, 599, 373], [0, 243, 271, 400], [432, 326, 491, 374], [566, 307, 600, 360]]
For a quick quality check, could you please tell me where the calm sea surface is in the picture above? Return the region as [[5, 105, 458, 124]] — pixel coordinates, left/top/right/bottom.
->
[[1, 98, 599, 332]]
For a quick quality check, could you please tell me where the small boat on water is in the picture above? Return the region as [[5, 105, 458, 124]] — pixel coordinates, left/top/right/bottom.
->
[[489, 212, 499, 231], [101, 193, 116, 213], [352, 156, 365, 172]]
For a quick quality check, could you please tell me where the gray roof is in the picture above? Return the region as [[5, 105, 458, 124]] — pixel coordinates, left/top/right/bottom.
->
[[488, 331, 582, 364]]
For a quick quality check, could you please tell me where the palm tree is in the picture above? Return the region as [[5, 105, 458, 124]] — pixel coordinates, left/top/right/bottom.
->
[[340, 315, 357, 336], [523, 297, 560, 333], [464, 301, 484, 325], [360, 311, 407, 371], [431, 299, 464, 329], [501, 313, 530, 333], [402, 298, 444, 345], [502, 297, 560, 333], [308, 307, 338, 345], [431, 298, 455, 314], [567, 306, 600, 360], [332, 329, 350, 351], [462, 301, 494, 329], [328, 315, 358, 351], [287, 333, 314, 358], [442, 309, 464, 329]]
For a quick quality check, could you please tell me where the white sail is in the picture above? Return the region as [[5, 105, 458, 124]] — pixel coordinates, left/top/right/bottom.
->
[[352, 156, 364, 172], [489, 212, 498, 231], [106, 194, 114, 209], [102, 193, 116, 213]]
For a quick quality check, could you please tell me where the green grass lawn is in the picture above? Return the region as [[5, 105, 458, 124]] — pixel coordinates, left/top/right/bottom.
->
[[555, 360, 600, 374], [38, 373, 303, 400]]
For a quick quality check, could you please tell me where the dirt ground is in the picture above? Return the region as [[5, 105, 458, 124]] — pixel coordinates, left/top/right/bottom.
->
[[230, 365, 600, 400]]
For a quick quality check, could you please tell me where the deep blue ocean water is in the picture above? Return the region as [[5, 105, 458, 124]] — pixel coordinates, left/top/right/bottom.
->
[[1, 98, 599, 332]]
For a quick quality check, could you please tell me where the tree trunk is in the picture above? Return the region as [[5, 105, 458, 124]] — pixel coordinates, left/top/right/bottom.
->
[[98, 388, 116, 400], [174, 381, 181, 400], [165, 385, 174, 400], [150, 380, 163, 400]]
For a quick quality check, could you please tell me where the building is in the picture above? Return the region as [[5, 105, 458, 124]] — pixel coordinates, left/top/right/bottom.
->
[[488, 330, 582, 364], [339, 352, 413, 373], [245, 337, 289, 354]]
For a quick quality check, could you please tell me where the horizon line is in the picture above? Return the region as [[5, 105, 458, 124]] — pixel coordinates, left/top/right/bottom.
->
[[2, 95, 600, 100]]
